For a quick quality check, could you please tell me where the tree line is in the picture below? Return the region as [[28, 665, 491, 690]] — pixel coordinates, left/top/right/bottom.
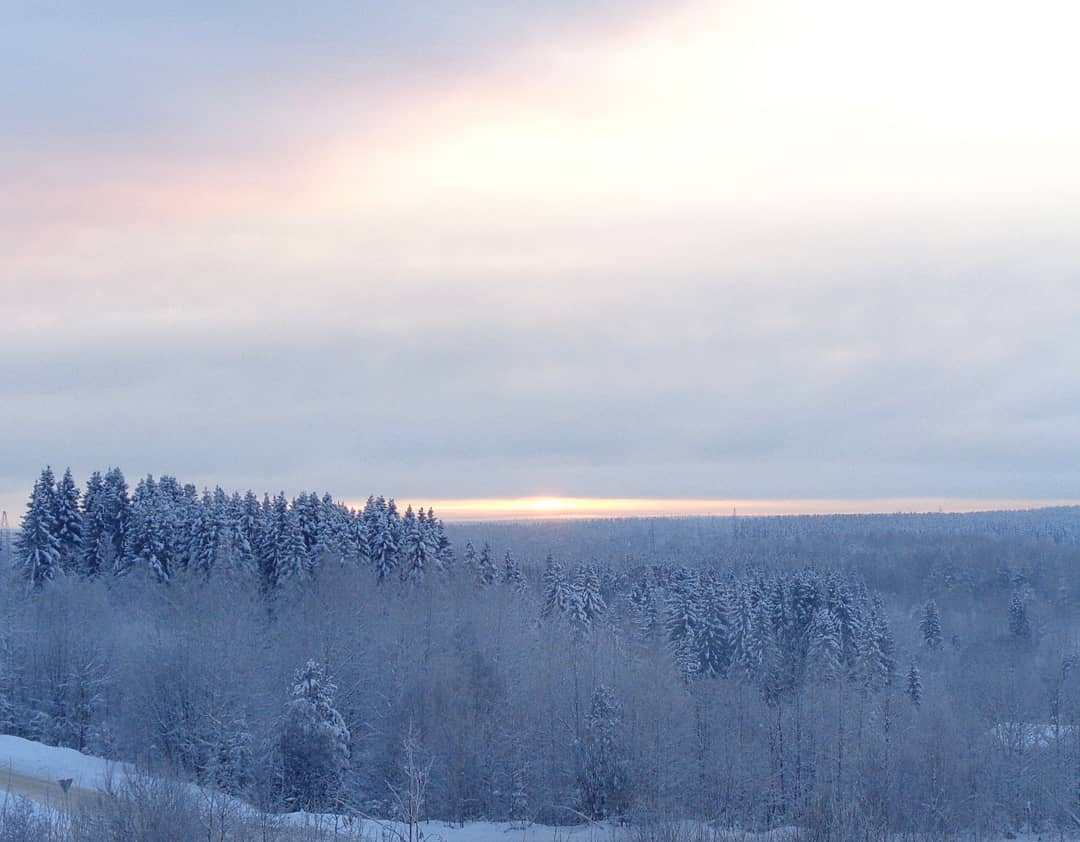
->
[[14, 466, 453, 589]]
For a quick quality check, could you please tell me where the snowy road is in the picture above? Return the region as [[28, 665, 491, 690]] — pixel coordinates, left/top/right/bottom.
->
[[0, 766, 102, 812]]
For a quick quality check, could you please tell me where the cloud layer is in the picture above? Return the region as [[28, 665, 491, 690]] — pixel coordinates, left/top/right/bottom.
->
[[4, 0, 1080, 513]]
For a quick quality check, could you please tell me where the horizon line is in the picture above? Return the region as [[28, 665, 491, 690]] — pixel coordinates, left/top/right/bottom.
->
[[374, 496, 1080, 523]]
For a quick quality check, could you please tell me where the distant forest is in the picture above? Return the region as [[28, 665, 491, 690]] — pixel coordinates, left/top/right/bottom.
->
[[4, 466, 1080, 838]]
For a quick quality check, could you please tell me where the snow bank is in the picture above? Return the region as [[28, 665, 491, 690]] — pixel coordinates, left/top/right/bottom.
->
[[0, 734, 128, 791]]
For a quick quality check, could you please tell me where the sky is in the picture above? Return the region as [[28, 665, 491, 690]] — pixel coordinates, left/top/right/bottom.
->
[[3, 0, 1080, 518]]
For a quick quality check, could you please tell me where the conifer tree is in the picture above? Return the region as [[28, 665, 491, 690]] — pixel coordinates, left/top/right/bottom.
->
[[730, 583, 759, 678], [53, 468, 82, 573], [578, 565, 607, 623], [665, 573, 700, 665], [430, 508, 454, 572], [350, 506, 370, 566], [476, 543, 497, 587], [577, 685, 628, 820], [400, 505, 431, 584], [15, 469, 61, 588], [386, 498, 403, 570], [502, 550, 525, 592], [827, 577, 864, 674], [906, 661, 922, 707], [542, 556, 572, 618], [696, 582, 732, 678], [279, 508, 309, 584], [125, 475, 170, 581], [461, 541, 477, 577], [101, 467, 130, 566], [1008, 591, 1031, 640], [370, 498, 399, 583], [807, 607, 842, 682], [920, 599, 943, 649], [78, 471, 110, 578], [191, 490, 222, 579], [225, 491, 256, 575], [279, 660, 351, 811], [418, 508, 440, 573], [863, 596, 897, 688]]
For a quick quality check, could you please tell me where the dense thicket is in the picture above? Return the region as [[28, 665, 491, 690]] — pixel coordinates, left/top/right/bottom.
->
[[4, 467, 1080, 838]]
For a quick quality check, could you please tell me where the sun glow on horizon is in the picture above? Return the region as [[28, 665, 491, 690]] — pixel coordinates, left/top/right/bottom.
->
[[368, 497, 1080, 523]]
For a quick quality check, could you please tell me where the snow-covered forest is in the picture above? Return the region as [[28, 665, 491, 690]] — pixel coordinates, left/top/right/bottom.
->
[[4, 466, 1080, 838]]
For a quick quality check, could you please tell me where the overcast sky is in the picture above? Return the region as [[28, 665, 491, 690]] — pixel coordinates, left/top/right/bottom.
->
[[3, 0, 1080, 514]]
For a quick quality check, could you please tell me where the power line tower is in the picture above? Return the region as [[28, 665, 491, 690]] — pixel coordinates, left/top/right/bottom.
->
[[0, 510, 8, 556]]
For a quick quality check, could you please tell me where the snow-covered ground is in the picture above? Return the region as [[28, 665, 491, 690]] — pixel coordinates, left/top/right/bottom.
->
[[0, 733, 127, 791]]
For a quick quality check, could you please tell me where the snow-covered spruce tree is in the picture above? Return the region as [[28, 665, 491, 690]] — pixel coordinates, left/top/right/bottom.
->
[[78, 470, 110, 578], [223, 491, 256, 575], [291, 492, 320, 572], [430, 509, 454, 572], [101, 467, 130, 564], [729, 582, 759, 678], [541, 556, 573, 619], [350, 504, 370, 566], [155, 475, 189, 574], [279, 506, 309, 585], [502, 550, 525, 592], [460, 539, 477, 578], [400, 505, 430, 584], [15, 468, 61, 588], [476, 542, 497, 587], [53, 467, 82, 573], [419, 508, 442, 573], [461, 541, 478, 577], [313, 492, 343, 563], [826, 575, 864, 677], [258, 492, 307, 590], [360, 495, 381, 567], [386, 498, 404, 569], [371, 498, 400, 583], [665, 571, 701, 672], [862, 595, 898, 688], [577, 565, 607, 624], [1008, 591, 1031, 640], [255, 493, 281, 591], [807, 606, 842, 682], [696, 580, 732, 678], [906, 661, 922, 707], [920, 599, 943, 649], [124, 475, 171, 581], [279, 660, 351, 811], [577, 685, 629, 820], [569, 565, 607, 639], [190, 489, 223, 579]]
